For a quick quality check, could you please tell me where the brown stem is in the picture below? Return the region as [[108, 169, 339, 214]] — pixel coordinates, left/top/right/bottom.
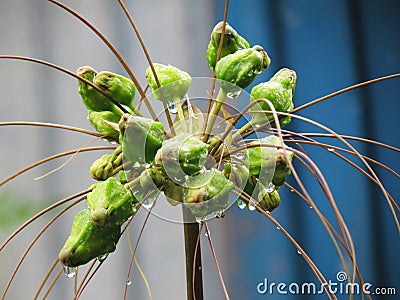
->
[[182, 207, 204, 300]]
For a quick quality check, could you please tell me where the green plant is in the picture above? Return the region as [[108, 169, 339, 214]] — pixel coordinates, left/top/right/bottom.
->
[[0, 1, 399, 300]]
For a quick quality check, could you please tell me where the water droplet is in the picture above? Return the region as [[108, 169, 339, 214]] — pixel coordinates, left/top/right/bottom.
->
[[196, 217, 206, 224], [290, 189, 295, 193], [227, 90, 241, 99], [297, 250, 302, 255], [276, 226, 281, 230], [248, 202, 256, 211], [237, 199, 246, 210], [215, 210, 225, 219], [235, 152, 244, 160], [143, 198, 154, 209], [327, 148, 335, 152], [97, 253, 108, 262], [309, 206, 313, 209], [167, 101, 178, 114], [63, 266, 78, 278], [126, 278, 132, 286], [265, 183, 275, 193], [204, 231, 209, 237]]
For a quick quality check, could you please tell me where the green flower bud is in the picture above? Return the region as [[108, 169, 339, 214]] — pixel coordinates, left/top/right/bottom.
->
[[90, 154, 114, 181], [247, 135, 293, 187], [163, 179, 185, 206], [88, 110, 120, 139], [272, 145, 294, 187], [258, 187, 280, 212], [59, 209, 121, 267], [76, 66, 114, 112], [172, 103, 204, 134], [206, 21, 250, 70], [184, 168, 234, 218], [139, 167, 166, 191], [146, 63, 191, 102], [94, 71, 136, 110], [250, 68, 296, 127], [89, 147, 123, 181], [155, 133, 208, 181], [120, 115, 165, 163], [215, 45, 271, 94], [232, 164, 257, 198], [86, 177, 136, 227]]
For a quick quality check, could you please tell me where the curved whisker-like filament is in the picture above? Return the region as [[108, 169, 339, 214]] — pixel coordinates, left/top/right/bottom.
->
[[41, 266, 63, 300], [1, 196, 86, 300], [192, 223, 203, 300], [116, 0, 174, 131], [73, 259, 98, 300], [284, 182, 372, 300], [232, 189, 337, 300], [34, 257, 59, 300], [204, 223, 230, 300], [126, 226, 153, 300], [123, 195, 158, 300], [243, 108, 400, 232], [292, 73, 400, 114], [46, 0, 163, 122], [0, 189, 91, 252], [0, 121, 103, 138], [0, 146, 116, 187], [0, 55, 129, 114]]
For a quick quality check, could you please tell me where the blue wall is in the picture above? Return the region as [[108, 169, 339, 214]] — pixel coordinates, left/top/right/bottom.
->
[[216, 1, 399, 299]]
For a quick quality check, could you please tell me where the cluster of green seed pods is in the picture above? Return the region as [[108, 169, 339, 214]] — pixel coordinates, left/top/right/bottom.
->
[[59, 20, 297, 268]]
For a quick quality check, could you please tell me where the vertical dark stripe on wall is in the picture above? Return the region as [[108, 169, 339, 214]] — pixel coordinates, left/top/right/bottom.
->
[[346, 0, 384, 286]]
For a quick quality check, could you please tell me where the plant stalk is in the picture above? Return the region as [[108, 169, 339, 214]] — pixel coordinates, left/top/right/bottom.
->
[[182, 206, 204, 300], [203, 89, 227, 142]]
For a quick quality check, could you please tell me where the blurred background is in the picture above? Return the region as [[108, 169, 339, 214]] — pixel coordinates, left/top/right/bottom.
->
[[0, 0, 399, 299]]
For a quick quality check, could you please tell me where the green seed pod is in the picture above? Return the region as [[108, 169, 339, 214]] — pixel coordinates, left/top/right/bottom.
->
[[172, 102, 204, 135], [89, 147, 123, 181], [120, 114, 165, 163], [139, 167, 166, 191], [86, 177, 136, 227], [232, 164, 257, 198], [155, 133, 208, 181], [249, 68, 296, 127], [184, 168, 234, 218], [88, 110, 120, 139], [163, 179, 185, 206], [272, 145, 294, 187], [146, 63, 192, 102], [76, 66, 115, 112], [206, 21, 250, 70], [58, 209, 121, 267], [247, 135, 293, 187], [215, 45, 271, 95], [94, 71, 136, 111], [90, 153, 114, 181], [258, 187, 281, 212]]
